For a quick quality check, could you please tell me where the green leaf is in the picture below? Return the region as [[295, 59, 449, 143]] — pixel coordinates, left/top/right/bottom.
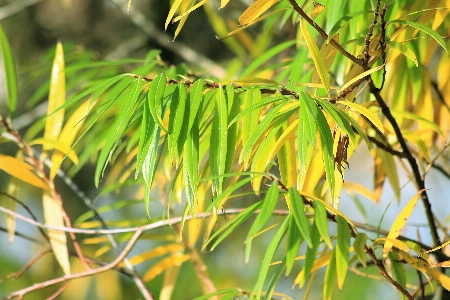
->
[[316, 98, 355, 144], [252, 215, 289, 299], [169, 83, 187, 166], [327, 11, 372, 42], [263, 259, 285, 300], [245, 182, 279, 262], [94, 78, 142, 186], [353, 232, 368, 268], [184, 115, 199, 214], [288, 188, 312, 247], [389, 19, 449, 55], [298, 222, 320, 288], [300, 19, 330, 96], [335, 215, 350, 289], [386, 40, 418, 67], [136, 95, 156, 179], [210, 86, 228, 197], [389, 251, 407, 300], [205, 201, 262, 251], [206, 177, 253, 212], [314, 200, 332, 248], [0, 25, 18, 115], [225, 84, 239, 175], [148, 73, 168, 132], [187, 79, 204, 135], [142, 127, 161, 216], [323, 247, 337, 300], [286, 218, 302, 276], [241, 88, 262, 166]]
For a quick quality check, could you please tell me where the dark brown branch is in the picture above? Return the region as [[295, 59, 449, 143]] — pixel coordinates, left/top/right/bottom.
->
[[368, 136, 407, 158], [287, 0, 363, 66]]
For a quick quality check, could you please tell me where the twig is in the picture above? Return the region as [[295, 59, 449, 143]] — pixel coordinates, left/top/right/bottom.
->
[[5, 229, 143, 300], [368, 136, 407, 158]]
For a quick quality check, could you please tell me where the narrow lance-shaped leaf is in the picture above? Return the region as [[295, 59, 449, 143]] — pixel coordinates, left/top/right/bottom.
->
[[43, 191, 70, 274], [286, 217, 302, 276], [0, 154, 48, 190], [296, 222, 320, 288], [210, 86, 228, 197], [187, 79, 204, 134], [136, 92, 156, 179], [335, 215, 350, 289], [148, 73, 168, 132], [353, 232, 368, 268], [0, 25, 18, 115], [337, 100, 384, 134], [327, 11, 371, 42], [323, 247, 337, 300], [300, 18, 330, 96], [314, 200, 332, 248], [288, 187, 312, 247], [184, 115, 199, 214], [238, 0, 280, 26], [383, 189, 425, 258], [251, 215, 289, 299], [169, 83, 187, 166], [245, 182, 279, 262], [386, 40, 418, 67], [240, 88, 261, 166], [44, 42, 66, 151]]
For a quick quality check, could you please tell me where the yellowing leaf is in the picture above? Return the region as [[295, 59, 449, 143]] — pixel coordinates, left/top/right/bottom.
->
[[165, 0, 183, 29], [44, 42, 65, 151], [43, 191, 70, 274], [126, 244, 184, 266], [337, 101, 384, 134], [29, 138, 78, 165], [311, 0, 325, 19], [300, 18, 330, 97], [383, 190, 425, 258], [339, 64, 385, 92], [171, 0, 209, 23], [143, 253, 190, 282], [238, 0, 280, 26], [0, 154, 48, 190]]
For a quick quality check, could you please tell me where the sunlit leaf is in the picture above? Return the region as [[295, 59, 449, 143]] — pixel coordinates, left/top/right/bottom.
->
[[43, 191, 70, 274], [142, 253, 190, 282], [335, 215, 349, 289], [148, 73, 168, 132], [127, 244, 184, 265], [323, 247, 337, 300], [383, 189, 425, 258], [339, 64, 385, 92], [300, 19, 330, 96], [337, 100, 384, 134], [184, 115, 199, 214], [238, 0, 280, 26], [389, 19, 449, 55], [165, 0, 183, 30], [168, 83, 187, 166], [286, 217, 302, 276], [327, 11, 371, 42], [311, 0, 325, 20], [29, 138, 78, 165], [44, 42, 65, 151], [288, 188, 312, 247], [314, 200, 332, 249], [0, 154, 48, 190], [245, 182, 279, 262], [386, 40, 418, 67], [353, 232, 367, 268], [171, 0, 209, 23], [296, 222, 320, 288], [0, 25, 18, 115]]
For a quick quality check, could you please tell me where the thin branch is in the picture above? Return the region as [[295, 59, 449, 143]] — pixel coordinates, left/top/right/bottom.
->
[[287, 0, 363, 66], [5, 229, 143, 300], [368, 136, 407, 158]]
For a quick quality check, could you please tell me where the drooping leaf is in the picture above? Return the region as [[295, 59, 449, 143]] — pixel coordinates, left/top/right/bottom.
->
[[251, 215, 289, 299], [29, 138, 78, 165], [43, 191, 70, 274], [297, 222, 320, 288], [339, 64, 385, 92], [263, 259, 285, 300], [323, 247, 337, 300], [288, 188, 312, 247], [165, 0, 184, 30], [44, 42, 66, 151], [245, 182, 279, 262], [238, 0, 280, 26], [389, 19, 449, 55], [353, 232, 368, 268], [142, 253, 190, 282], [383, 189, 425, 258], [210, 86, 228, 197], [327, 11, 371, 42], [184, 115, 199, 214], [386, 40, 418, 67], [286, 217, 302, 276], [314, 200, 332, 249], [300, 19, 330, 96], [335, 215, 350, 289], [0, 25, 18, 115], [136, 92, 156, 179], [171, 0, 209, 23], [241, 88, 262, 166], [168, 83, 187, 166], [0, 154, 48, 190], [187, 79, 204, 135], [147, 73, 168, 132], [337, 100, 384, 134], [389, 251, 407, 300]]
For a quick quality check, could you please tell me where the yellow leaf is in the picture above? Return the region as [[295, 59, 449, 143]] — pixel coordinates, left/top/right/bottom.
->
[[311, 0, 325, 19], [160, 265, 181, 300], [264, 119, 298, 169], [300, 18, 330, 97], [339, 64, 384, 92], [383, 190, 425, 258], [165, 0, 184, 29], [29, 138, 79, 165], [343, 181, 378, 203], [374, 238, 410, 253], [173, 0, 195, 40], [0, 154, 48, 190], [127, 244, 185, 266], [43, 191, 70, 274], [338, 100, 384, 134], [238, 0, 280, 26], [294, 251, 332, 285], [220, 0, 231, 8], [143, 253, 190, 282], [171, 0, 209, 23], [44, 42, 65, 151]]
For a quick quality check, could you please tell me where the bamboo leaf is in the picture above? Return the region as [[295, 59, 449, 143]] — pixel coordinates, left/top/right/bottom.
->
[[210, 86, 228, 197], [187, 79, 204, 135], [241, 88, 262, 165], [338, 100, 384, 134], [353, 232, 368, 268], [339, 64, 385, 92], [142, 253, 190, 282], [314, 200, 332, 249], [263, 259, 285, 300], [335, 215, 350, 289], [252, 215, 289, 299], [300, 18, 330, 96], [323, 247, 337, 300], [148, 73, 168, 132], [43, 191, 70, 274], [288, 187, 312, 248], [245, 182, 279, 262], [238, 0, 280, 26], [184, 115, 199, 214], [168, 83, 187, 166], [297, 222, 320, 288], [44, 42, 66, 150], [386, 40, 418, 67], [165, 0, 184, 30], [136, 93, 156, 179], [171, 0, 209, 23], [327, 11, 371, 42], [0, 154, 48, 190], [142, 126, 161, 216], [286, 217, 302, 276], [390, 19, 449, 55], [383, 189, 425, 258], [316, 106, 335, 200], [0, 25, 18, 115], [316, 98, 355, 143]]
